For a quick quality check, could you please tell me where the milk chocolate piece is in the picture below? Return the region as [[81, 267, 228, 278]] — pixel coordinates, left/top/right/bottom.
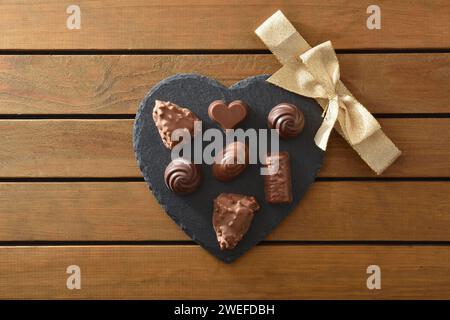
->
[[213, 193, 260, 250], [152, 100, 200, 149], [164, 158, 202, 195], [212, 141, 249, 182], [268, 103, 305, 139], [208, 100, 248, 130], [263, 152, 293, 204]]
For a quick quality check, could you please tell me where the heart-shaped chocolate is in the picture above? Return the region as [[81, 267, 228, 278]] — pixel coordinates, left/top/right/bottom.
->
[[134, 74, 324, 263], [208, 100, 248, 130]]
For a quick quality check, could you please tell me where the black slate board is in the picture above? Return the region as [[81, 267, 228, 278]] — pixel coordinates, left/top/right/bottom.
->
[[134, 74, 324, 263]]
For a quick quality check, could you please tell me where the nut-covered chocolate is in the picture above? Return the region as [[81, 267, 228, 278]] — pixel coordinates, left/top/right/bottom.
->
[[268, 103, 304, 139], [153, 100, 200, 150], [263, 152, 293, 204], [212, 141, 249, 182], [208, 100, 248, 130], [213, 193, 260, 250], [164, 158, 202, 195]]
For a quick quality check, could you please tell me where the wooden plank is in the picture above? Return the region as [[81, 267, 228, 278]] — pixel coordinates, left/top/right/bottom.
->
[[0, 245, 448, 299], [0, 1, 449, 50], [0, 119, 134, 178], [0, 182, 448, 241], [0, 54, 449, 114], [0, 118, 448, 177]]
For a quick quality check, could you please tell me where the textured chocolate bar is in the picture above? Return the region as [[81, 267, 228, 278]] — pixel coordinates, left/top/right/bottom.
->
[[213, 193, 260, 250], [152, 100, 199, 150], [263, 152, 293, 204]]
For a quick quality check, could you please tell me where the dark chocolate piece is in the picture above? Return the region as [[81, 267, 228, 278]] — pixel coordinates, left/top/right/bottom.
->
[[263, 152, 293, 204], [152, 100, 199, 149], [212, 141, 249, 182], [164, 158, 202, 195], [268, 103, 305, 139], [208, 100, 248, 130], [213, 193, 260, 250]]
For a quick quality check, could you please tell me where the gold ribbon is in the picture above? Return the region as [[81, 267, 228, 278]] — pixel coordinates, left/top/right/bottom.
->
[[256, 10, 401, 175]]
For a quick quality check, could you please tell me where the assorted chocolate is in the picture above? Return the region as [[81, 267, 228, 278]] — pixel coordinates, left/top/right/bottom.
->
[[213, 193, 260, 250], [263, 152, 293, 204], [212, 141, 249, 182], [154, 98, 304, 250], [152, 100, 199, 149], [164, 158, 202, 195], [208, 100, 248, 130], [268, 103, 305, 139]]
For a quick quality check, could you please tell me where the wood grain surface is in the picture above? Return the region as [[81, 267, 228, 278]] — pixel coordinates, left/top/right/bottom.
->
[[0, 54, 449, 114], [0, 119, 448, 178], [0, 245, 448, 299], [1, 0, 449, 300], [0, 181, 448, 241], [0, 1, 449, 50]]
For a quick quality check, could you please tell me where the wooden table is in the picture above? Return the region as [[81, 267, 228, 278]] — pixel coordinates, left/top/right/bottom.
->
[[0, 1, 449, 299]]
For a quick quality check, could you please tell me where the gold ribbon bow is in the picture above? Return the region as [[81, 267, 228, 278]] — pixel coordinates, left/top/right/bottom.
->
[[256, 10, 401, 175]]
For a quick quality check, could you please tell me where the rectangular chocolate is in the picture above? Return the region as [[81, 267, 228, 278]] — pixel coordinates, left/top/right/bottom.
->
[[263, 152, 292, 204]]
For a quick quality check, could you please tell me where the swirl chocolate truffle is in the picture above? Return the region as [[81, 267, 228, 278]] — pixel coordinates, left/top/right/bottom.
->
[[267, 103, 305, 139], [153, 100, 200, 150], [213, 193, 260, 250], [164, 158, 202, 195], [212, 141, 249, 182]]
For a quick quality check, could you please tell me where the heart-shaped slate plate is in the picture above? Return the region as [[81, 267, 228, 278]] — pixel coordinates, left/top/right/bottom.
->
[[134, 74, 324, 263]]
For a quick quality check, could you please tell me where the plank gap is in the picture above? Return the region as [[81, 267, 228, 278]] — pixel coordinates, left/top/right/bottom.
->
[[0, 177, 449, 183], [1, 48, 450, 55], [1, 114, 450, 119], [0, 241, 449, 247]]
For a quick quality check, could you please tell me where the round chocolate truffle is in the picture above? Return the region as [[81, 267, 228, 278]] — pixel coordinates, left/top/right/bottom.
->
[[164, 158, 202, 195], [267, 103, 305, 139], [213, 142, 249, 182]]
